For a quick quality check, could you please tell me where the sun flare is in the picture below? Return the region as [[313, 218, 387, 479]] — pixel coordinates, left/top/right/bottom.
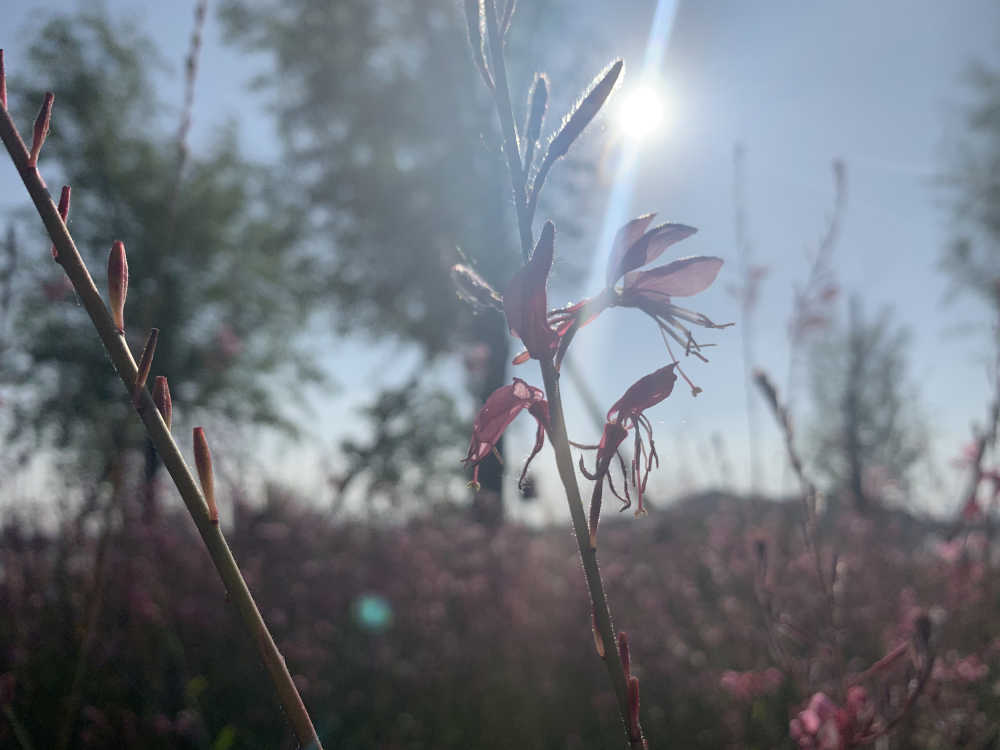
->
[[617, 83, 667, 140]]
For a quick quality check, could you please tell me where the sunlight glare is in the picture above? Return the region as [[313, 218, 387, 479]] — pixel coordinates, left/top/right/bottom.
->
[[617, 84, 667, 140]]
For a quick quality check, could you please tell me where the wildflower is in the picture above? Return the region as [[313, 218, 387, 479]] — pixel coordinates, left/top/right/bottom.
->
[[463, 378, 549, 490], [579, 364, 677, 543], [504, 221, 559, 364], [546, 214, 730, 393]]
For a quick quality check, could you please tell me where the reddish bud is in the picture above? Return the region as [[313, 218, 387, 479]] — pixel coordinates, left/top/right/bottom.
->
[[618, 631, 631, 678], [193, 427, 218, 524], [503, 221, 558, 363], [133, 328, 159, 402], [107, 241, 128, 333], [627, 675, 642, 742], [152, 376, 172, 430], [0, 49, 6, 110], [50, 185, 70, 259], [28, 92, 54, 167], [591, 612, 606, 658]]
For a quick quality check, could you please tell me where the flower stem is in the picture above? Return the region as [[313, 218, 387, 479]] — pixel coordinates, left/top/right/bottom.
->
[[0, 103, 323, 750], [483, 0, 533, 262], [540, 359, 644, 748], [479, 9, 645, 744]]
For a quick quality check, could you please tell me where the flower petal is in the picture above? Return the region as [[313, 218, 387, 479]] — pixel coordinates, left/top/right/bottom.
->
[[608, 221, 698, 287], [464, 378, 546, 470], [624, 256, 723, 298], [606, 364, 678, 424], [503, 221, 559, 362], [605, 213, 656, 288]]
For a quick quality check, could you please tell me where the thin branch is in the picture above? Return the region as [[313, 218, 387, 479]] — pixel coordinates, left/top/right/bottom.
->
[[0, 101, 323, 750]]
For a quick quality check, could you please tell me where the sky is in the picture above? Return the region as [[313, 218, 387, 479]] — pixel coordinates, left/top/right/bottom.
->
[[1, 1, 998, 519]]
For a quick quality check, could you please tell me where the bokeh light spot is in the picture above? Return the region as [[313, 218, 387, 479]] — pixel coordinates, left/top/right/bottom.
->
[[353, 593, 393, 631]]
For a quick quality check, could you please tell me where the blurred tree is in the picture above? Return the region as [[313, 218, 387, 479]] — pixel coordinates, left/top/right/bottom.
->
[[1, 13, 323, 511], [218, 0, 602, 524], [806, 298, 926, 512], [944, 63, 1000, 307]]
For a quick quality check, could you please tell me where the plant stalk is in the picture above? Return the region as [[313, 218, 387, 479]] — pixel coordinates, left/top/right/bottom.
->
[[479, 11, 644, 745], [483, 0, 533, 262], [0, 103, 323, 750]]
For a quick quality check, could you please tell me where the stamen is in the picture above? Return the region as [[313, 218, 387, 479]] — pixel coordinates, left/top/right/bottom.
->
[[657, 323, 704, 396]]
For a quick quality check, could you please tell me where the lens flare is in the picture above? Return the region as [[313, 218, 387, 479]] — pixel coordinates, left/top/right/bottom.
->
[[617, 84, 666, 140]]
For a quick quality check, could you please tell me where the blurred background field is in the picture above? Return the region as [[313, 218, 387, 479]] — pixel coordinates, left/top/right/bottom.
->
[[2, 0, 1000, 747]]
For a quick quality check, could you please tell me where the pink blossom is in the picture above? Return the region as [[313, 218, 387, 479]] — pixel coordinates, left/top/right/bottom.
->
[[504, 221, 559, 364], [463, 378, 549, 490]]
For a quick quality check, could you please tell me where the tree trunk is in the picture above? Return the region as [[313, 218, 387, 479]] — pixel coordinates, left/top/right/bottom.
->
[[468, 310, 508, 528]]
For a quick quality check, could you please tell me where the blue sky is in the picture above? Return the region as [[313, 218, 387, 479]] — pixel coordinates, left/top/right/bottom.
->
[[2, 1, 998, 517]]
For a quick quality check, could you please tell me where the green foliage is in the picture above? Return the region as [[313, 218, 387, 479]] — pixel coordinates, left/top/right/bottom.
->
[[944, 62, 1000, 305], [2, 12, 324, 465], [219, 0, 517, 355], [806, 298, 926, 510]]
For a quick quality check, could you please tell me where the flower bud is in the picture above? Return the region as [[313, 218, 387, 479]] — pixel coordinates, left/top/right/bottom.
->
[[28, 92, 54, 167], [450, 263, 501, 311], [627, 675, 642, 742], [193, 427, 218, 524], [152, 376, 172, 430], [545, 59, 622, 163], [50, 185, 70, 259], [107, 241, 128, 333], [133, 328, 158, 401], [523, 74, 548, 149], [617, 631, 631, 678], [591, 611, 605, 658]]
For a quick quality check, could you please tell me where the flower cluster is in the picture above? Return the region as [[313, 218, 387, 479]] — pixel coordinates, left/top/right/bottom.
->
[[461, 213, 727, 534]]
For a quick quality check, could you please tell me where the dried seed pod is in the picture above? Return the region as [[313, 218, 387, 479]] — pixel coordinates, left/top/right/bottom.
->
[[152, 376, 172, 430], [51, 185, 70, 259], [193, 427, 218, 524], [133, 328, 159, 401], [545, 59, 623, 164], [28, 92, 54, 167], [107, 241, 128, 333]]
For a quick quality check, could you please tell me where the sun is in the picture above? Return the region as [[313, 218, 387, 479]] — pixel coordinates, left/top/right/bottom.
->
[[617, 83, 666, 141]]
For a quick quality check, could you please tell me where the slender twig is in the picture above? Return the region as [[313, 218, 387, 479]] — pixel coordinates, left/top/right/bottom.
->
[[479, 9, 643, 746], [0, 100, 323, 750]]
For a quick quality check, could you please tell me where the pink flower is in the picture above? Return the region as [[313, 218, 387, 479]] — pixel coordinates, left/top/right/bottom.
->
[[580, 364, 677, 543], [546, 214, 729, 391], [463, 378, 549, 490], [503, 221, 559, 365]]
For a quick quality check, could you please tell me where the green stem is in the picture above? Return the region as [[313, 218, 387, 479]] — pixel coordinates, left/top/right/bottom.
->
[[483, 0, 533, 262], [0, 103, 323, 750], [540, 359, 642, 748], [479, 11, 645, 745]]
